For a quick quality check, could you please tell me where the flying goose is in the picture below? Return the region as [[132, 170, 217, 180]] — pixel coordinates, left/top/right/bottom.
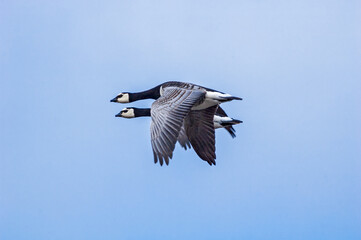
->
[[112, 84, 241, 165], [110, 81, 242, 111], [115, 107, 242, 138]]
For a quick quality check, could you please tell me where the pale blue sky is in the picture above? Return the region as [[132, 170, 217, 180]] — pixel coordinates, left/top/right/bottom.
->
[[1, 0, 361, 239]]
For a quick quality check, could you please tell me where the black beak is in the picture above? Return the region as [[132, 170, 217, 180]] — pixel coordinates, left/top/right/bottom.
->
[[115, 112, 122, 117], [110, 97, 118, 102]]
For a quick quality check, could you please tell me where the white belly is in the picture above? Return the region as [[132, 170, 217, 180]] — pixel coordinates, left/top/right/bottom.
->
[[213, 122, 223, 129], [191, 98, 219, 110], [191, 91, 231, 110]]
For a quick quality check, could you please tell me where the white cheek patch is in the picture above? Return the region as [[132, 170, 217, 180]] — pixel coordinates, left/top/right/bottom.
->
[[122, 109, 135, 118], [117, 93, 130, 103]]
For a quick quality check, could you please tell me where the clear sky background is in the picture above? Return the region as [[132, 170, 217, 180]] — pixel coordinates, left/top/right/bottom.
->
[[1, 0, 360, 239]]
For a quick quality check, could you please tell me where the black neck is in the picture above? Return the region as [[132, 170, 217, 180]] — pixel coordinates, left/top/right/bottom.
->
[[134, 108, 151, 117], [129, 85, 161, 102]]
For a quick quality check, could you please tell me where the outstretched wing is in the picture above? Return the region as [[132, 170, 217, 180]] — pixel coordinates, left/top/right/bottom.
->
[[185, 105, 218, 165], [177, 125, 192, 150], [150, 86, 206, 165]]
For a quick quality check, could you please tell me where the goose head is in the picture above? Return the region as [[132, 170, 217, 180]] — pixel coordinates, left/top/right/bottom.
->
[[110, 92, 130, 103], [115, 108, 135, 118]]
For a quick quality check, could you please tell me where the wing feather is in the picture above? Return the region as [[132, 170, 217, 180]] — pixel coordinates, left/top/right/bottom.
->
[[150, 86, 206, 165], [185, 105, 218, 165], [177, 125, 192, 150]]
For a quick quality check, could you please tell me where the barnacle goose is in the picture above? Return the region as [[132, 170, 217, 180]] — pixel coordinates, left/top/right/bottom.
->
[[110, 81, 242, 110], [116, 107, 242, 137]]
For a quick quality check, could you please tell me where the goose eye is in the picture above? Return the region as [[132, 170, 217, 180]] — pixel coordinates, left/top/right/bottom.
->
[[122, 109, 128, 113]]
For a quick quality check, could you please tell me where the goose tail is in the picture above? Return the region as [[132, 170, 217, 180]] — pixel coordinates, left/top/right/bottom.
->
[[219, 96, 243, 101]]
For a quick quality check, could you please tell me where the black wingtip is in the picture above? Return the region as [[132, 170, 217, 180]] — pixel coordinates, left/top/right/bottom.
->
[[208, 160, 216, 166], [153, 152, 158, 164], [206, 158, 216, 166], [224, 126, 236, 138]]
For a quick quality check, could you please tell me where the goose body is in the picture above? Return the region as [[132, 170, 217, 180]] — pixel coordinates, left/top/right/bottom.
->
[[116, 107, 242, 135], [110, 81, 242, 110]]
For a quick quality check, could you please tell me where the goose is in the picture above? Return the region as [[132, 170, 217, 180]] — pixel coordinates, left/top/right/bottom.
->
[[110, 81, 242, 110], [115, 106, 241, 166], [111, 84, 241, 165], [116, 107, 242, 160], [115, 107, 242, 138]]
